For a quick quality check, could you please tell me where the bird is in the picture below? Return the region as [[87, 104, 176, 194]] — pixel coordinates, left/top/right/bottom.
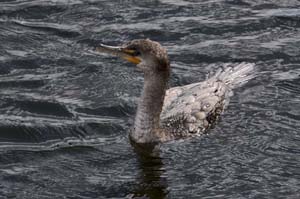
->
[[96, 39, 255, 144]]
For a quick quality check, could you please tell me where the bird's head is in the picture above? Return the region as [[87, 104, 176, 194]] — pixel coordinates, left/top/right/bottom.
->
[[96, 39, 170, 74]]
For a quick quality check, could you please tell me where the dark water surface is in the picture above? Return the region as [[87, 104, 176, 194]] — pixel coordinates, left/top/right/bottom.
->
[[0, 0, 300, 198]]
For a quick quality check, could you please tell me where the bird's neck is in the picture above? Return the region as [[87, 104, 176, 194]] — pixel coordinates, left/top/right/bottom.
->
[[131, 71, 169, 143]]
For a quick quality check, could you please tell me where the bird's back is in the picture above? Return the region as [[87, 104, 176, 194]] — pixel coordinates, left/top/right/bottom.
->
[[160, 62, 255, 138]]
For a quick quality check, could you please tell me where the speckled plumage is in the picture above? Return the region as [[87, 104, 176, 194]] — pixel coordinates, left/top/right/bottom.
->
[[160, 62, 254, 140]]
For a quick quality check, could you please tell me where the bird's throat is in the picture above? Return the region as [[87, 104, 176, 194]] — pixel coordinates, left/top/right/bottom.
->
[[131, 71, 169, 143]]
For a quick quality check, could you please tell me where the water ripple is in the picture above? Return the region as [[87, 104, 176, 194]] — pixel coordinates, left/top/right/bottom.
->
[[0, 0, 300, 198]]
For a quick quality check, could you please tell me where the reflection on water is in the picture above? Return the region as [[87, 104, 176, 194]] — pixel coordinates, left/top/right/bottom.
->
[[131, 143, 168, 199], [0, 0, 300, 198]]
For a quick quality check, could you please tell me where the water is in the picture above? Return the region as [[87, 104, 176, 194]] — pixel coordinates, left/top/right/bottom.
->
[[0, 0, 300, 198]]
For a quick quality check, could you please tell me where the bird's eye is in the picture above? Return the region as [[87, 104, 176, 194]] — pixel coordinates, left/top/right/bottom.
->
[[132, 49, 141, 56]]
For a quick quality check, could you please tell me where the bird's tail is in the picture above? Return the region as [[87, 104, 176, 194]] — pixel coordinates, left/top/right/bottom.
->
[[212, 62, 255, 89]]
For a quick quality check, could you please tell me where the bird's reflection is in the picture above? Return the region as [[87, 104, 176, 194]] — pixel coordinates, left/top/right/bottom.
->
[[130, 142, 169, 199]]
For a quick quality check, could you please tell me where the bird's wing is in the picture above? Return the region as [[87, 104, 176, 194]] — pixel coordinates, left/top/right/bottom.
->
[[160, 62, 255, 136], [160, 79, 227, 135]]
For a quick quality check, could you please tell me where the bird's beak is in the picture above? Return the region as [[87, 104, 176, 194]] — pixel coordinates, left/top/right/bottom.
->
[[96, 44, 141, 64]]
